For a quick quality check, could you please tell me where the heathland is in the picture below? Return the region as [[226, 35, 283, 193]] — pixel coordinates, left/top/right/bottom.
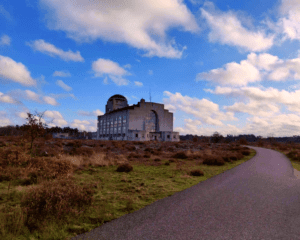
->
[[1, 136, 298, 240]]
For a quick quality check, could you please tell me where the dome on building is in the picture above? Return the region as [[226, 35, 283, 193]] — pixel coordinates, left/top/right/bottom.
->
[[108, 94, 127, 102]]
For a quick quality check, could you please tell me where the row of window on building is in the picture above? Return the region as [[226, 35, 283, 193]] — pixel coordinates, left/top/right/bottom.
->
[[98, 115, 127, 134], [99, 115, 127, 126], [99, 126, 126, 134]]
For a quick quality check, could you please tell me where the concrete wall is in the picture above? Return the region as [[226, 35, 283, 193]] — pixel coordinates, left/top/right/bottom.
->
[[128, 101, 173, 132]]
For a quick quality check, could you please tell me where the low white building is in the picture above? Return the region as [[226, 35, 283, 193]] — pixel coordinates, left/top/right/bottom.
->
[[97, 94, 179, 141]]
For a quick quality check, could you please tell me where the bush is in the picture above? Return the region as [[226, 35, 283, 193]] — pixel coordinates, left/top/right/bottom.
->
[[143, 154, 151, 158], [287, 150, 299, 160], [164, 161, 170, 166], [70, 147, 94, 157], [167, 147, 174, 152], [241, 150, 250, 156], [20, 176, 95, 231], [126, 146, 136, 151], [144, 147, 153, 152], [172, 151, 188, 159], [190, 169, 204, 176], [154, 158, 161, 162], [203, 155, 225, 166], [116, 163, 133, 173], [0, 140, 6, 147], [222, 154, 232, 163]]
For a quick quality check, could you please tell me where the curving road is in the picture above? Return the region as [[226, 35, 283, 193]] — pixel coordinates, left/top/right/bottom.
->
[[71, 146, 300, 240]]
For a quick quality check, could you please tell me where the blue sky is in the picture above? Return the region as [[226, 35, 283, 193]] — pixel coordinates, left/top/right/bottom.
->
[[1, 0, 300, 137]]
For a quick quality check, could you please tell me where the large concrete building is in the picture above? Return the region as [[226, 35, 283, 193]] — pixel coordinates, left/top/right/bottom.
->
[[97, 94, 179, 141]]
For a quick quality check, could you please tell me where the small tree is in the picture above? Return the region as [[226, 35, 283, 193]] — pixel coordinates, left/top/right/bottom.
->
[[211, 132, 224, 144], [20, 111, 48, 154]]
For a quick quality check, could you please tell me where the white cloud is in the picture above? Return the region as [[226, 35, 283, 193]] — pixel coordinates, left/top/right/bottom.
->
[[148, 70, 153, 75], [0, 34, 10, 46], [210, 85, 300, 114], [224, 101, 280, 117], [0, 92, 19, 104], [92, 58, 130, 86], [77, 109, 104, 117], [53, 70, 71, 77], [43, 96, 59, 106], [44, 110, 63, 119], [70, 119, 96, 131], [278, 0, 300, 41], [0, 55, 36, 86], [40, 0, 199, 58], [197, 58, 261, 86], [134, 81, 143, 87], [163, 91, 237, 126], [56, 80, 72, 91], [27, 39, 84, 62], [10, 89, 59, 106], [43, 110, 68, 127], [17, 112, 28, 120], [197, 52, 300, 86], [0, 117, 11, 127], [200, 3, 274, 52]]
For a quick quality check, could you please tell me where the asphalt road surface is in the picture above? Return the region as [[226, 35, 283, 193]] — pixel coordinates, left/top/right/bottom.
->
[[71, 146, 300, 240]]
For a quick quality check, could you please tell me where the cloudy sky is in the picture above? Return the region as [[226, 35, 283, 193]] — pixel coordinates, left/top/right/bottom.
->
[[0, 0, 300, 137]]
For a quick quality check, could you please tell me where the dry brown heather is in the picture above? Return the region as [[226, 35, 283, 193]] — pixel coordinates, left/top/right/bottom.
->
[[0, 135, 256, 239]]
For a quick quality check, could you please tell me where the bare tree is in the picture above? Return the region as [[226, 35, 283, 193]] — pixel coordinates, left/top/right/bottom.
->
[[20, 111, 48, 154]]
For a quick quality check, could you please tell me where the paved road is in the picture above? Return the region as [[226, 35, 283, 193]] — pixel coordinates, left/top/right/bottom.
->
[[72, 146, 300, 240]]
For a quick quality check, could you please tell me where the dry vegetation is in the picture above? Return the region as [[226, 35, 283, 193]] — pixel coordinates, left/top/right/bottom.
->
[[0, 135, 256, 240]]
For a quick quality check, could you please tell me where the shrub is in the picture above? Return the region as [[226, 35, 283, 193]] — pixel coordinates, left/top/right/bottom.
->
[[127, 153, 141, 159], [164, 161, 170, 166], [144, 147, 153, 152], [167, 147, 174, 152], [20, 176, 95, 230], [287, 150, 298, 160], [169, 159, 176, 162], [203, 155, 225, 166], [126, 146, 136, 151], [154, 158, 161, 162], [0, 140, 6, 147], [222, 154, 232, 163], [241, 150, 250, 156], [172, 151, 188, 159], [229, 155, 238, 161], [190, 169, 204, 176], [116, 163, 133, 173], [70, 147, 94, 157], [143, 154, 151, 158], [236, 152, 244, 160]]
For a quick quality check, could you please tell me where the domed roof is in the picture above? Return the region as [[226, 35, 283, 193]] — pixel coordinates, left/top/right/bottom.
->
[[108, 94, 127, 101]]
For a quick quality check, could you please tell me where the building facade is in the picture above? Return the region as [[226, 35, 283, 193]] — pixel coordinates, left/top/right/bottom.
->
[[97, 94, 179, 141]]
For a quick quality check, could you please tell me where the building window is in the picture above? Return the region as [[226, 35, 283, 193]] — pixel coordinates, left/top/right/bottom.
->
[[118, 127, 121, 132], [118, 116, 122, 123], [123, 127, 126, 132], [142, 134, 144, 138], [174, 135, 176, 138], [147, 134, 149, 137], [123, 115, 127, 123], [136, 134, 138, 138], [167, 135, 170, 139]]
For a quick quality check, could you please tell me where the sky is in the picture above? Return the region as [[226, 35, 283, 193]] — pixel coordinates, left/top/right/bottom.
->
[[0, 0, 300, 137]]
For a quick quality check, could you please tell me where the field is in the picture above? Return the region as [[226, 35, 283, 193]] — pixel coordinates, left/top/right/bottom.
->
[[0, 136, 261, 239]]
